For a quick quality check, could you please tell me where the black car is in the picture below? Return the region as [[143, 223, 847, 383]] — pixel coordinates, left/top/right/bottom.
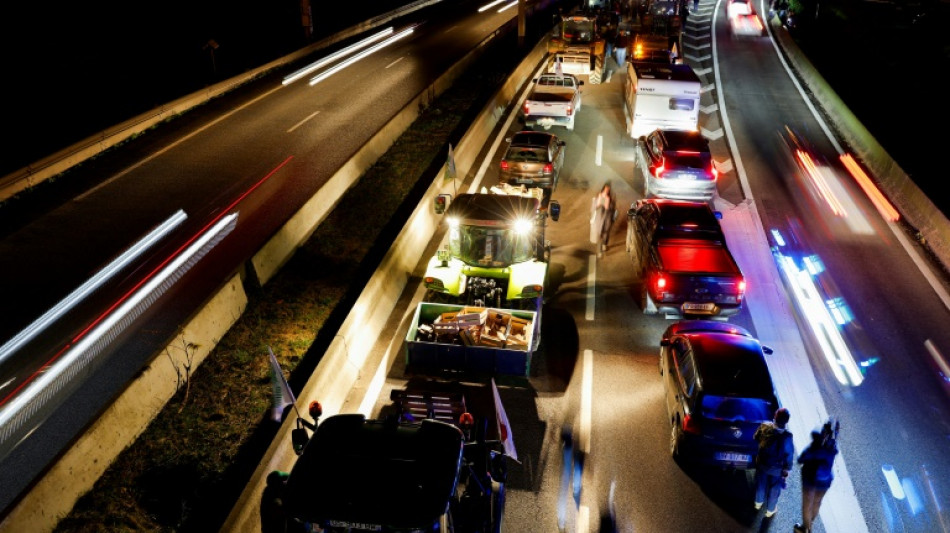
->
[[659, 320, 780, 469]]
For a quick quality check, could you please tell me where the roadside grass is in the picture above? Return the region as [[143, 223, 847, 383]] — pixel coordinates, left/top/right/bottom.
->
[[54, 20, 548, 533]]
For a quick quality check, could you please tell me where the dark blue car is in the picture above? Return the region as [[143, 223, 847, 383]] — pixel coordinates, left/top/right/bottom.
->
[[659, 320, 781, 469]]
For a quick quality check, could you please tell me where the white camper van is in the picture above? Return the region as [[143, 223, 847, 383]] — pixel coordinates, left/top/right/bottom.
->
[[623, 62, 701, 138]]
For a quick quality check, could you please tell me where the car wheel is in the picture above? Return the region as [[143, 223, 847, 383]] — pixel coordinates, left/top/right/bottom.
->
[[670, 420, 683, 459]]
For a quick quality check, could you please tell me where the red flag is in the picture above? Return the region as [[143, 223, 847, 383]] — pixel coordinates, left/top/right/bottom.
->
[[491, 378, 518, 461], [267, 346, 296, 422]]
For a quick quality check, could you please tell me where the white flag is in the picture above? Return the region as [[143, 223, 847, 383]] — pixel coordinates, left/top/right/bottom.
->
[[444, 143, 457, 182], [267, 346, 296, 422], [491, 378, 518, 461]]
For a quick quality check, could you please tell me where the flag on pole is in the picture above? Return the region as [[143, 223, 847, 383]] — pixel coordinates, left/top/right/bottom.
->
[[267, 346, 296, 422], [491, 378, 518, 462], [443, 143, 457, 183]]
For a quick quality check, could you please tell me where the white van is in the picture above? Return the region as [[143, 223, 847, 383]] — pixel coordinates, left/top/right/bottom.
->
[[623, 62, 701, 138]]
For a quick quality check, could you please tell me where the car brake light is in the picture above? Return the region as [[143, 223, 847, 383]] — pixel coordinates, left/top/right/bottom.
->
[[523, 102, 530, 115], [738, 278, 746, 301], [566, 104, 573, 116], [682, 413, 701, 434], [654, 159, 666, 178], [543, 163, 553, 173], [655, 274, 667, 291], [500, 160, 509, 171], [711, 165, 718, 180]]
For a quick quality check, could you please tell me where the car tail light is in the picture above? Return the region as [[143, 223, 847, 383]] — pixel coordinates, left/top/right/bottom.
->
[[523, 102, 531, 115], [710, 165, 719, 180], [500, 160, 510, 172], [682, 413, 701, 434], [654, 158, 666, 177], [566, 104, 573, 116], [738, 278, 746, 301], [543, 163, 553, 174]]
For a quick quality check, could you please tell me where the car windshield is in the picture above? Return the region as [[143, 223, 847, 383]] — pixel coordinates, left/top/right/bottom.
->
[[700, 395, 773, 422], [449, 225, 535, 267]]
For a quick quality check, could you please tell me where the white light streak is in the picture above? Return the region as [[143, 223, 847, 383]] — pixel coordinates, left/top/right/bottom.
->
[[309, 27, 415, 86], [0, 214, 237, 431], [0, 210, 187, 365], [498, 1, 518, 12], [775, 252, 864, 386], [283, 27, 395, 85], [478, 0, 507, 12], [882, 464, 906, 500]]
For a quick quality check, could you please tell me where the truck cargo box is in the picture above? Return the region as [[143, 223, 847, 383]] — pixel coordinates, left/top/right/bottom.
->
[[405, 302, 538, 377]]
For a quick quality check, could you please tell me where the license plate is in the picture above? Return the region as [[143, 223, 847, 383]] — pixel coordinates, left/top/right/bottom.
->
[[682, 302, 715, 312], [715, 452, 750, 464]]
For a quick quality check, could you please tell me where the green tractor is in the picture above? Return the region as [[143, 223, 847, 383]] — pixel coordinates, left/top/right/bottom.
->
[[424, 190, 560, 312]]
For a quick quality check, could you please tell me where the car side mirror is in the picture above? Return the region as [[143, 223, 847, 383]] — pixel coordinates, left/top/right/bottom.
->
[[761, 345, 774, 355], [558, 140, 566, 147], [660, 338, 671, 347], [435, 193, 451, 215], [549, 201, 561, 221], [628, 208, 637, 219]]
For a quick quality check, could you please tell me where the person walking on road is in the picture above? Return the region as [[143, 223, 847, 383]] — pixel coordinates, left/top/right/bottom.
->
[[795, 420, 840, 533], [752, 407, 795, 518], [590, 182, 618, 257]]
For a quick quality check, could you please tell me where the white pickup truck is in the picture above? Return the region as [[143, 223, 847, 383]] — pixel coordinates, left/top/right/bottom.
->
[[522, 73, 583, 131]]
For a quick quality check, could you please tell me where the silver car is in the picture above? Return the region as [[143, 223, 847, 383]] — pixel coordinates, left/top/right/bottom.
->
[[499, 131, 566, 191], [637, 128, 718, 202]]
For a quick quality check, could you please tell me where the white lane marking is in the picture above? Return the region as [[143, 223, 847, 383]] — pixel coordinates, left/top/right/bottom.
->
[[596, 135, 603, 166], [580, 349, 593, 454], [586, 255, 596, 321], [385, 56, 405, 69]]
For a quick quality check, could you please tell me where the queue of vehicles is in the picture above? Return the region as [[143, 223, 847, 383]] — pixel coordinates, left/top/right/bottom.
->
[[264, 9, 785, 528]]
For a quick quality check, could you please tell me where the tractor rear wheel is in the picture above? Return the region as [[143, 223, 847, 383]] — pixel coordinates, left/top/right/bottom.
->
[[588, 55, 604, 84]]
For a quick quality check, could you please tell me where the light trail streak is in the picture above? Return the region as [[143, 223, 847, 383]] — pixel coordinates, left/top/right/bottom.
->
[[0, 210, 187, 366], [282, 28, 395, 85], [309, 27, 416, 86], [840, 153, 900, 222], [478, 0, 507, 12]]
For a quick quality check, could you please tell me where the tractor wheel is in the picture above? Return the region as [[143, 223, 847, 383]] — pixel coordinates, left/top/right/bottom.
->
[[588, 56, 604, 84]]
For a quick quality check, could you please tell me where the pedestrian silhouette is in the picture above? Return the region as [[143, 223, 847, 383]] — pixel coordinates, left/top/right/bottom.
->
[[752, 407, 794, 518], [795, 419, 840, 532]]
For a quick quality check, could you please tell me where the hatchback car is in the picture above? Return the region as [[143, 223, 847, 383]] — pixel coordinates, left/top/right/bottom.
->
[[499, 131, 566, 191], [659, 320, 781, 469], [636, 128, 718, 202]]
